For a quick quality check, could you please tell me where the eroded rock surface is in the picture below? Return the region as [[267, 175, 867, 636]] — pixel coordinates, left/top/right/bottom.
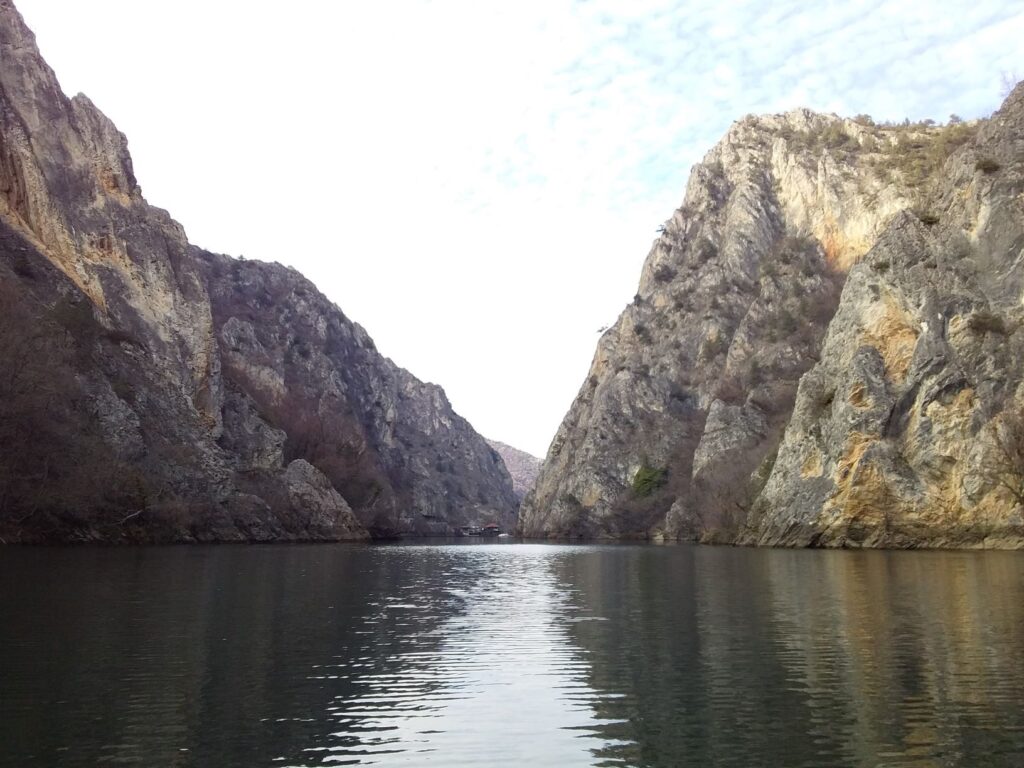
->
[[0, 0, 515, 542], [522, 86, 1024, 548]]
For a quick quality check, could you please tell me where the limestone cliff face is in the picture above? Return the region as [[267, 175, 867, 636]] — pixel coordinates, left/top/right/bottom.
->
[[745, 88, 1024, 548], [197, 253, 518, 536], [522, 87, 1024, 548], [0, 0, 515, 542]]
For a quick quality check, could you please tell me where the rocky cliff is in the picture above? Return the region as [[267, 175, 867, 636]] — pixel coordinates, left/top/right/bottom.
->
[[0, 0, 516, 542], [486, 440, 541, 501], [521, 87, 1024, 548]]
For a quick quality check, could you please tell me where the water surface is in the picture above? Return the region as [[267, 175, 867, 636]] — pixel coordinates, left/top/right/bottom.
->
[[1, 543, 1022, 766]]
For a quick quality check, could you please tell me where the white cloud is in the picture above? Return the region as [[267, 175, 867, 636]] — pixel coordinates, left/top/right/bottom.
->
[[14, 0, 1024, 456]]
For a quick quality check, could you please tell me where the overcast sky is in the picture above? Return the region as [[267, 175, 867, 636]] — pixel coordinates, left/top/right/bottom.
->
[[15, 1, 1023, 457]]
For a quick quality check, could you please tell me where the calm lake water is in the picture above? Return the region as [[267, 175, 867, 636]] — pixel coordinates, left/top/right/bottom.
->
[[1, 543, 1023, 767]]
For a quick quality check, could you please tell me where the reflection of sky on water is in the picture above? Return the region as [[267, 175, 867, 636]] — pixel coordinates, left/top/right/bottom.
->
[[3, 543, 1023, 767], [294, 545, 628, 766]]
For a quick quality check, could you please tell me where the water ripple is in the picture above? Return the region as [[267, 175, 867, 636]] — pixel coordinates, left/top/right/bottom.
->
[[1, 543, 1023, 766], [298, 545, 623, 766]]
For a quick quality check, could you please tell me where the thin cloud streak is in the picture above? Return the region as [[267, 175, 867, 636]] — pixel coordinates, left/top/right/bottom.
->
[[14, 0, 1024, 456]]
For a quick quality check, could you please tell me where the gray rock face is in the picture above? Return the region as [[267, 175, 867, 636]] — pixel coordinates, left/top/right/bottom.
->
[[522, 86, 1024, 548], [745, 90, 1024, 549], [197, 252, 518, 536], [486, 440, 541, 501], [282, 459, 367, 540], [0, 0, 515, 542]]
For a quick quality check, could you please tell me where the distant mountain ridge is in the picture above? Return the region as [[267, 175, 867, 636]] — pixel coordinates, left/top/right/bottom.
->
[[486, 440, 541, 501]]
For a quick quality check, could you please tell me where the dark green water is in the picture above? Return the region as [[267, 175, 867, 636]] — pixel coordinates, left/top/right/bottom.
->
[[1, 543, 1023, 767]]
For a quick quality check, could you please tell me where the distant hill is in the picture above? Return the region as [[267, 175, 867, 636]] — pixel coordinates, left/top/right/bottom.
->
[[486, 441, 541, 501]]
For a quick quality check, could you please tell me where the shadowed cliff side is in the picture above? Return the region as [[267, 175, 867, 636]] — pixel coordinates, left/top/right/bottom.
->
[[0, 0, 516, 542]]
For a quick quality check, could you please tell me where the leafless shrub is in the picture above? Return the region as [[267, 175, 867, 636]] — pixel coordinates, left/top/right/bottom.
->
[[1000, 71, 1020, 100], [653, 264, 676, 284], [975, 157, 1001, 174], [968, 310, 1008, 335], [980, 410, 1024, 509], [0, 280, 134, 525]]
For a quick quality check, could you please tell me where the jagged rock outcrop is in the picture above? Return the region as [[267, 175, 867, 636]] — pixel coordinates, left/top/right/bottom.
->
[[486, 440, 541, 501], [522, 85, 1024, 549], [197, 252, 518, 536], [0, 0, 516, 542], [744, 90, 1024, 548]]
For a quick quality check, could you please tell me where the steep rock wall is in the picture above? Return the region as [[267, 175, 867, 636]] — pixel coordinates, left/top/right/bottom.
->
[[0, 0, 515, 542], [522, 89, 1024, 548], [746, 88, 1024, 548]]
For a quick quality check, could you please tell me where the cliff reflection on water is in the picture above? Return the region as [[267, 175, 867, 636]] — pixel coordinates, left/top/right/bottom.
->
[[557, 546, 1024, 766], [1, 544, 1022, 767]]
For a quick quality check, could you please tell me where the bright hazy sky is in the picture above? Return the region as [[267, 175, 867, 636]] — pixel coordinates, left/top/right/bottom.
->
[[15, 1, 1023, 457]]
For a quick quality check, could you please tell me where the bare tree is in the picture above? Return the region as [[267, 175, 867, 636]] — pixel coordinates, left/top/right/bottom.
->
[[0, 278, 133, 530], [1001, 71, 1021, 100], [981, 410, 1024, 509], [0, 281, 65, 516]]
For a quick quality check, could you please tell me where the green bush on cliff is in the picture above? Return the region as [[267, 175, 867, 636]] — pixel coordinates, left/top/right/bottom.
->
[[632, 465, 667, 498]]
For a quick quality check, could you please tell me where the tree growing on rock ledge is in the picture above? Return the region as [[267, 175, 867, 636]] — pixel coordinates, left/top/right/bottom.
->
[[980, 410, 1024, 510]]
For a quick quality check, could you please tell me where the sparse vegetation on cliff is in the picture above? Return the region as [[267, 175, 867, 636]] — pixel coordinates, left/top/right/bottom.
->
[[976, 157, 1001, 174], [631, 465, 667, 498], [980, 411, 1024, 510], [0, 277, 140, 531], [869, 119, 977, 186]]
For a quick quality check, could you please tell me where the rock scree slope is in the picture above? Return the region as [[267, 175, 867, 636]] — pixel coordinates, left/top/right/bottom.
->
[[521, 86, 1024, 549], [0, 0, 516, 543]]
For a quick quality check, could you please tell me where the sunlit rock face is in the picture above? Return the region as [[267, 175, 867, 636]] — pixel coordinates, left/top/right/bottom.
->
[[0, 0, 515, 542], [522, 86, 1024, 548]]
